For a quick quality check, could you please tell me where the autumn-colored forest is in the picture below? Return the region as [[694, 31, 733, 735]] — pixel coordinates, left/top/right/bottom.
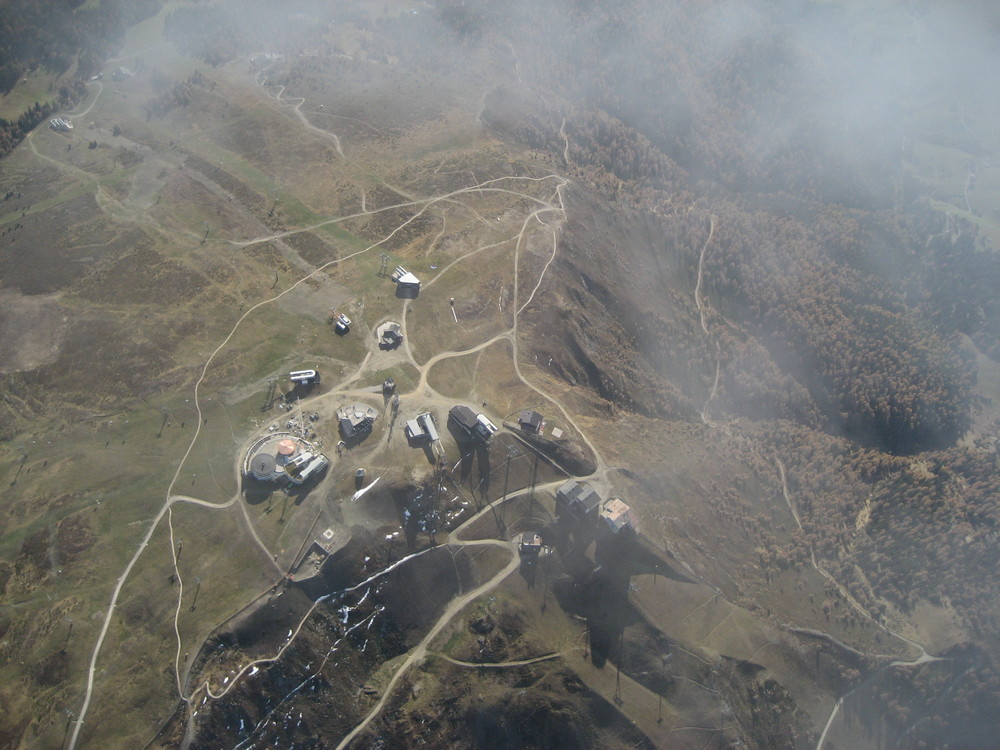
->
[[428, 0, 1000, 742]]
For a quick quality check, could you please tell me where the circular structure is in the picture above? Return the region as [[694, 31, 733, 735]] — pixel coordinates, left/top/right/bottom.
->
[[242, 431, 329, 485], [251, 453, 277, 481]]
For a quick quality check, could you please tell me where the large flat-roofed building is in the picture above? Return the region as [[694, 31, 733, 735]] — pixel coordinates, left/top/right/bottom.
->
[[405, 418, 426, 441], [405, 413, 440, 442], [556, 479, 602, 521], [449, 404, 479, 435], [295, 454, 330, 483], [419, 412, 439, 442], [280, 451, 329, 483]]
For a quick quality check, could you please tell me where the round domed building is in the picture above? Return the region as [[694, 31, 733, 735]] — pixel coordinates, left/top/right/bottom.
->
[[250, 452, 277, 481]]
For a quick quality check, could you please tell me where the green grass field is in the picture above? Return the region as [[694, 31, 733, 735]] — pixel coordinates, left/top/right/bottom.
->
[[0, 69, 63, 121]]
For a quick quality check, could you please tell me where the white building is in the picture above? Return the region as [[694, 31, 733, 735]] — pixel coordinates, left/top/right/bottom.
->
[[419, 412, 439, 442], [405, 418, 425, 440], [391, 266, 420, 292], [405, 412, 439, 442], [289, 369, 320, 385]]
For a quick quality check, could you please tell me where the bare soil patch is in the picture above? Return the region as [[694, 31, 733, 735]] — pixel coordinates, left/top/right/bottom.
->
[[274, 273, 353, 323], [0, 289, 69, 373]]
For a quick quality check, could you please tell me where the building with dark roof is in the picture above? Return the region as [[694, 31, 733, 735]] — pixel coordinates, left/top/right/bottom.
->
[[337, 403, 379, 440], [390, 266, 421, 298], [517, 532, 544, 556], [449, 404, 478, 432], [450, 405, 498, 443], [556, 479, 602, 520], [376, 321, 403, 349], [518, 410, 544, 434], [250, 453, 277, 481]]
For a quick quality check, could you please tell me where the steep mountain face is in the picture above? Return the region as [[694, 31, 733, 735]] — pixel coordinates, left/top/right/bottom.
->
[[474, 3, 1000, 742], [521, 188, 707, 422], [477, 0, 982, 454]]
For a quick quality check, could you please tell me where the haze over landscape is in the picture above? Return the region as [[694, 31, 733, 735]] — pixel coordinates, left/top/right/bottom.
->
[[2, 1, 1000, 748]]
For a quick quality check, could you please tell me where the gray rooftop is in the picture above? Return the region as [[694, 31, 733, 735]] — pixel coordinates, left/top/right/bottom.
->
[[449, 404, 479, 430], [557, 479, 602, 513]]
